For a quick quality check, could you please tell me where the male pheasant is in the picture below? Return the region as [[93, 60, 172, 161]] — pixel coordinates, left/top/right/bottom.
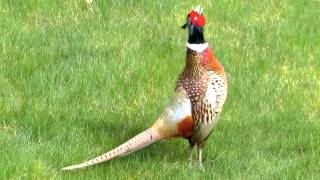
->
[[62, 5, 228, 171]]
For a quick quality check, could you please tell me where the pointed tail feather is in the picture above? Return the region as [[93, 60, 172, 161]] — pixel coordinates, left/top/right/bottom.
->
[[61, 128, 162, 171]]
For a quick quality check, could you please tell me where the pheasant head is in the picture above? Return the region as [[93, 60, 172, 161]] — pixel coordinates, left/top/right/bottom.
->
[[182, 5, 206, 44]]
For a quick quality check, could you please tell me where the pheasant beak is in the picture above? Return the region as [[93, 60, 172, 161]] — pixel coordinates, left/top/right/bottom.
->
[[181, 23, 187, 29]]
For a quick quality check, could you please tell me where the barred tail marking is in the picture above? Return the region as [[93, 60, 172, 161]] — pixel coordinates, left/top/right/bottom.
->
[[61, 128, 161, 171]]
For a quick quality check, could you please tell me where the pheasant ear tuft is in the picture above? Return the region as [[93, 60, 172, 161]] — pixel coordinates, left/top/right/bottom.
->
[[194, 5, 204, 15], [194, 5, 201, 14]]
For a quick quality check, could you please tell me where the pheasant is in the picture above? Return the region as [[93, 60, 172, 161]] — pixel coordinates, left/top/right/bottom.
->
[[62, 5, 228, 171]]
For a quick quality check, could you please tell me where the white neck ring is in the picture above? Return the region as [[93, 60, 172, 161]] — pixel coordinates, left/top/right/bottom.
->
[[186, 43, 208, 53]]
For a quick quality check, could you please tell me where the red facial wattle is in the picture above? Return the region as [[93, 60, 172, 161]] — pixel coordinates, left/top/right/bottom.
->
[[188, 10, 206, 27]]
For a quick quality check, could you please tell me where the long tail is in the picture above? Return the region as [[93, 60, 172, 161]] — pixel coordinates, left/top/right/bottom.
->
[[61, 127, 162, 171]]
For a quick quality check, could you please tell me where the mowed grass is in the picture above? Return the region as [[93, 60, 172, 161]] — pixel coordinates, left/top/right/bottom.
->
[[0, 0, 319, 179]]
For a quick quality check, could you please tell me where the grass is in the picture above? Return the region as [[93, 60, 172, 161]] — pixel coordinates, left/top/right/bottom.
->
[[0, 0, 319, 179]]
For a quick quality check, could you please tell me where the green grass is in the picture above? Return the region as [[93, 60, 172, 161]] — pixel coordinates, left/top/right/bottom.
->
[[1, 0, 320, 179]]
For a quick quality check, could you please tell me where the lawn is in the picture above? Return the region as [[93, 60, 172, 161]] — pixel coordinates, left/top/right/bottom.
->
[[0, 0, 319, 179]]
